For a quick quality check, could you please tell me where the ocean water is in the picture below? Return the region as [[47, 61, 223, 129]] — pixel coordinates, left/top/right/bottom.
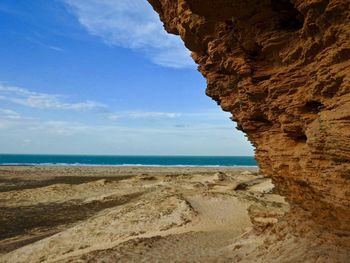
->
[[0, 154, 257, 167]]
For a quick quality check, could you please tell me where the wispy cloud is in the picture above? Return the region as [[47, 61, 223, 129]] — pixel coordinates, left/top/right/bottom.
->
[[0, 115, 253, 155], [0, 108, 21, 120], [0, 84, 106, 111], [46, 45, 65, 52], [28, 38, 65, 52], [0, 84, 223, 123], [0, 114, 235, 137], [28, 120, 89, 136], [62, 0, 194, 68], [107, 111, 181, 120]]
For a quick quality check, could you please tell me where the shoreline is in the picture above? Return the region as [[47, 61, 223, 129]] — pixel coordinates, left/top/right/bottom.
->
[[0, 155, 257, 168], [0, 164, 259, 168]]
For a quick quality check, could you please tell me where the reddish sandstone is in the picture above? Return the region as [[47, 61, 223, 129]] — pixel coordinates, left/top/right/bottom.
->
[[148, 0, 350, 232]]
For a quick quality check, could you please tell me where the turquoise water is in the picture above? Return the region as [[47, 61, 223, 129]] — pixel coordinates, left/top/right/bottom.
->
[[0, 154, 257, 167]]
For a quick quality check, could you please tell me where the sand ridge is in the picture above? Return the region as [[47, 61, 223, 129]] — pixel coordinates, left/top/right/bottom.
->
[[0, 166, 290, 262]]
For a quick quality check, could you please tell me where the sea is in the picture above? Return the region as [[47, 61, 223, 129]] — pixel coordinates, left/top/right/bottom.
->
[[0, 154, 257, 167]]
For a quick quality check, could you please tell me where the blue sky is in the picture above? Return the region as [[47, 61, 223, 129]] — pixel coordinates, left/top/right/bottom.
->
[[0, 0, 254, 156]]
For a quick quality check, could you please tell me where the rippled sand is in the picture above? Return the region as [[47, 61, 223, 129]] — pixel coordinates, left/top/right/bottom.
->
[[0, 166, 289, 262]]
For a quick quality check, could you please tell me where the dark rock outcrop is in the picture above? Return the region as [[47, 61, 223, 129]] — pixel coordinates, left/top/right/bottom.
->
[[147, 0, 350, 233]]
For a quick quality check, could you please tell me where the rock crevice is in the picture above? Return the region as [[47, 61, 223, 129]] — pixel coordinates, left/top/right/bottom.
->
[[148, 0, 350, 232]]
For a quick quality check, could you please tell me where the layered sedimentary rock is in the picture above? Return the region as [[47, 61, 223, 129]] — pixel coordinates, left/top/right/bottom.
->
[[148, 0, 350, 231]]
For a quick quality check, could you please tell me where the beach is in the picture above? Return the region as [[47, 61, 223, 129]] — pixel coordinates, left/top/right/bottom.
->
[[0, 165, 291, 262]]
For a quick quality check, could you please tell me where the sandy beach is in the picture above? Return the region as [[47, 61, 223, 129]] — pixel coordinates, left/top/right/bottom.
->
[[0, 165, 293, 262], [2, 166, 348, 262]]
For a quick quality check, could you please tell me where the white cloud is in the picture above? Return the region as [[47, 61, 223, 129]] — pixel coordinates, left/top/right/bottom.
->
[[107, 111, 181, 120], [62, 0, 195, 68], [26, 37, 65, 52], [38, 121, 88, 135], [0, 108, 21, 120], [0, 84, 106, 111], [0, 84, 213, 123], [0, 116, 254, 155]]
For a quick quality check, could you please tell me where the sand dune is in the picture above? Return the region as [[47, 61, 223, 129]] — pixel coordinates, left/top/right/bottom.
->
[[2, 166, 345, 262]]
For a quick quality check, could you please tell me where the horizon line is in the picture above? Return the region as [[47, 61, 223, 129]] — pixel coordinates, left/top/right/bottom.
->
[[0, 153, 255, 157]]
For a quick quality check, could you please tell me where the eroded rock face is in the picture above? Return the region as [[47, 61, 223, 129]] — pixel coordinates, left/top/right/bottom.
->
[[148, 0, 350, 231]]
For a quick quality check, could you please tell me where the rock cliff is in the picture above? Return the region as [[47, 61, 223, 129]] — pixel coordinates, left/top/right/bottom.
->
[[147, 0, 350, 233]]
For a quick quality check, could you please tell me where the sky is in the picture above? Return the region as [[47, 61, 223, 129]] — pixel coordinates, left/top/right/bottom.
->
[[0, 0, 254, 156]]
